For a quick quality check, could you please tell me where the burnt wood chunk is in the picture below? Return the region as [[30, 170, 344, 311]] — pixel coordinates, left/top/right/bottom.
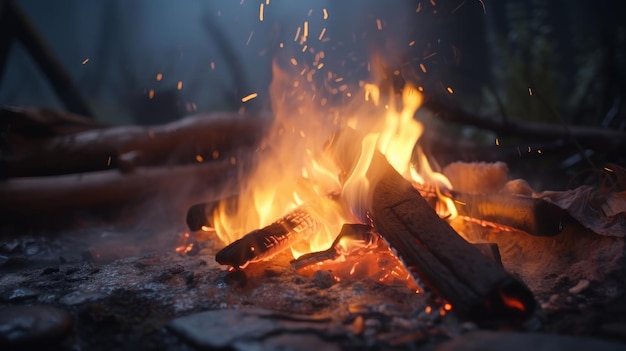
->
[[328, 129, 537, 324]]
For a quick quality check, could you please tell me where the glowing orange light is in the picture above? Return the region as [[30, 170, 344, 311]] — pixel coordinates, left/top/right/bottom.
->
[[148, 89, 155, 99], [241, 92, 258, 102], [259, 3, 264, 21], [318, 28, 326, 40], [196, 155, 204, 163], [177, 81, 183, 90], [156, 73, 163, 81]]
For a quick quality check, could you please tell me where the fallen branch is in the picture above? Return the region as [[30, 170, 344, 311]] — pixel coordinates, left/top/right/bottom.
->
[[0, 159, 241, 218], [423, 97, 626, 151], [2, 111, 270, 177]]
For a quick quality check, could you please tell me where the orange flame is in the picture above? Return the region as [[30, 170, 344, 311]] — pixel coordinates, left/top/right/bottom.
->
[[211, 59, 457, 262]]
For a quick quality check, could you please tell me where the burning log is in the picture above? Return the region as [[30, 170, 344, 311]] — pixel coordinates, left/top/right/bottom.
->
[[216, 207, 319, 269], [2, 111, 269, 178], [449, 191, 565, 236], [328, 129, 537, 324], [415, 184, 566, 237]]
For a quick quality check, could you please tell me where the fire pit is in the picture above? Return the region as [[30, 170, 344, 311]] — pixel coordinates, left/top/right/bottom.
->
[[1, 1, 626, 350]]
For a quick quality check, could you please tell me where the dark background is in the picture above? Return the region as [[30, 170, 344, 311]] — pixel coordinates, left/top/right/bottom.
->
[[1, 0, 625, 189]]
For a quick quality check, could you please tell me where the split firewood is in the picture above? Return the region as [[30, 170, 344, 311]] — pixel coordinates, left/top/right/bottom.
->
[[1, 111, 270, 178], [327, 129, 537, 324]]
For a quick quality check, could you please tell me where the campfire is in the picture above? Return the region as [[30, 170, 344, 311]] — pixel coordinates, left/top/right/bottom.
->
[[1, 1, 626, 350], [182, 61, 540, 324]]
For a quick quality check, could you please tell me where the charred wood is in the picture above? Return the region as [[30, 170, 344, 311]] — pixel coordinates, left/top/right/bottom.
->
[[215, 207, 319, 269], [327, 129, 537, 324]]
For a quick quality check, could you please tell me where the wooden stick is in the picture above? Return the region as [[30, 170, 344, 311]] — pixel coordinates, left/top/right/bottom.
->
[[2, 111, 270, 177], [328, 129, 537, 323]]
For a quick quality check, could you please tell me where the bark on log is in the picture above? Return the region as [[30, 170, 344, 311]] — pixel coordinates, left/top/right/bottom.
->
[[0, 159, 241, 218], [2, 111, 270, 178], [328, 129, 537, 324]]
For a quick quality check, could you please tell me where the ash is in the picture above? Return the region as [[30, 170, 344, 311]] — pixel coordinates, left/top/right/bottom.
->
[[0, 219, 625, 350]]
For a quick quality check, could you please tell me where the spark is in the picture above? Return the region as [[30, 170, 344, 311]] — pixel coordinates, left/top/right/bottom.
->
[[210, 61, 216, 70], [196, 155, 204, 162], [107, 156, 111, 166], [537, 149, 542, 154], [307, 9, 312, 17], [317, 63, 324, 69], [246, 31, 254, 46], [446, 86, 454, 94], [443, 303, 452, 311], [495, 137, 500, 146], [322, 8, 328, 20], [318, 27, 326, 40], [303, 21, 309, 39], [177, 81, 183, 90], [376, 18, 383, 31], [241, 92, 258, 102], [430, 0, 436, 6], [290, 57, 298, 66], [294, 26, 301, 41], [266, 0, 269, 4], [212, 150, 220, 159], [279, 42, 284, 48], [528, 146, 531, 153], [82, 58, 89, 65], [604, 167, 614, 172], [416, 3, 423, 12], [156, 73, 163, 81], [230, 156, 237, 165], [350, 262, 359, 275], [451, 1, 466, 15], [148, 89, 155, 99], [259, 3, 264, 21], [301, 45, 308, 52], [409, 40, 416, 46], [419, 63, 427, 73], [425, 306, 432, 314], [201, 225, 211, 231], [528, 86, 533, 96]]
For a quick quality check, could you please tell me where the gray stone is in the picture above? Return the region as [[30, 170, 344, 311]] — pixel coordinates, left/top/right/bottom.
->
[[59, 291, 106, 305], [168, 308, 340, 350], [1, 287, 40, 302], [0, 305, 72, 348], [435, 330, 626, 351]]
